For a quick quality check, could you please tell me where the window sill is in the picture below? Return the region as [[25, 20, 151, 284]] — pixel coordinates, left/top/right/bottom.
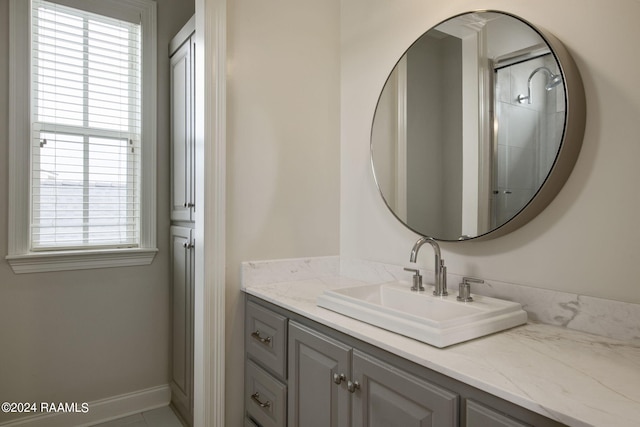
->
[[6, 248, 158, 274]]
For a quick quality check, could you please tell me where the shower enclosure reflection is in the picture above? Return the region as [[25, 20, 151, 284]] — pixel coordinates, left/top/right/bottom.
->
[[371, 12, 568, 240], [493, 50, 565, 228]]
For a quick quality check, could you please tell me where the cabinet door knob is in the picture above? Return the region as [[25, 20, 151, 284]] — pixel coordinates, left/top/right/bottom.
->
[[250, 392, 271, 408], [251, 330, 272, 346], [333, 373, 346, 385], [347, 380, 360, 393], [183, 242, 194, 249]]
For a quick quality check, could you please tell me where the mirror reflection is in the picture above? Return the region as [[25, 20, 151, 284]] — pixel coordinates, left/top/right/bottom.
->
[[371, 11, 567, 241]]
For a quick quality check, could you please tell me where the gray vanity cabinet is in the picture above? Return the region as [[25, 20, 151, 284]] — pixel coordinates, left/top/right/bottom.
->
[[288, 321, 458, 427], [245, 296, 565, 427]]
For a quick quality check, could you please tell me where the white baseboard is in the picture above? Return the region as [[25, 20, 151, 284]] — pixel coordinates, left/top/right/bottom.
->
[[0, 384, 171, 427]]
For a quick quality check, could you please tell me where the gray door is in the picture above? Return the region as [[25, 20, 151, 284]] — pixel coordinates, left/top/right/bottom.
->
[[170, 225, 194, 424], [352, 350, 458, 427], [288, 322, 351, 427]]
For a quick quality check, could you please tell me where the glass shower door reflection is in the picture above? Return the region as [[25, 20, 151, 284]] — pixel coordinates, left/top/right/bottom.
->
[[491, 53, 565, 229]]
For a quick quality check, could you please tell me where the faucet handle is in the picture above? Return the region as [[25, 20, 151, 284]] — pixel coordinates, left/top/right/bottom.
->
[[404, 268, 424, 292], [441, 263, 447, 296], [457, 277, 484, 302]]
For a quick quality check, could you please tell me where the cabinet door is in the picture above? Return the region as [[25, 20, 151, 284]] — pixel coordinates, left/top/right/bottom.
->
[[352, 350, 458, 427], [288, 322, 351, 427], [170, 38, 194, 222], [170, 226, 194, 424]]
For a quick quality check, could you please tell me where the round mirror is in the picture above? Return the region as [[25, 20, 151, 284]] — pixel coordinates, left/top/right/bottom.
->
[[371, 10, 585, 241]]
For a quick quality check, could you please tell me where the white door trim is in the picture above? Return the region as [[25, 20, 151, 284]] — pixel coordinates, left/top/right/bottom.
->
[[193, 1, 226, 426]]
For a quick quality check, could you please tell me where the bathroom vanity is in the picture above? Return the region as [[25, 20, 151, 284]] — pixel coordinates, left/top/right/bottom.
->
[[245, 296, 561, 427], [241, 257, 640, 427]]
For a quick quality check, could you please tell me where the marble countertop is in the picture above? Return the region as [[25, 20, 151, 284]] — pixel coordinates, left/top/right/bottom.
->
[[242, 273, 640, 427]]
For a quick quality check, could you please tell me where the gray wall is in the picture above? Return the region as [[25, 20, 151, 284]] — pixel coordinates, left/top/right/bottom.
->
[[407, 35, 445, 234], [0, 0, 194, 423], [407, 34, 462, 238]]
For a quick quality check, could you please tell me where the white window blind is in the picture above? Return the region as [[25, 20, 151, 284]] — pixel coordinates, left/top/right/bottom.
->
[[31, 0, 142, 250]]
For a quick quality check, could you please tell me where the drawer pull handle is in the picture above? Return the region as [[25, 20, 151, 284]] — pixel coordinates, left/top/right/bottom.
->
[[347, 380, 360, 393], [251, 392, 271, 408], [251, 330, 272, 345], [333, 373, 346, 385]]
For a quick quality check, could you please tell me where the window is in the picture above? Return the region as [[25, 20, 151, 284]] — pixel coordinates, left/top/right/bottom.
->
[[32, 1, 141, 250], [8, 0, 157, 273]]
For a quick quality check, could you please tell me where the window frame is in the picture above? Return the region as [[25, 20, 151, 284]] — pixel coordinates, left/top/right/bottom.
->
[[7, 0, 157, 273]]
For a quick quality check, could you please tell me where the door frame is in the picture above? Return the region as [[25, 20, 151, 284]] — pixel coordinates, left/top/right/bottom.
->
[[193, 1, 227, 426]]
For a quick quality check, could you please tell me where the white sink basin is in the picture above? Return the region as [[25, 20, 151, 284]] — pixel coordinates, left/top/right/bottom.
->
[[317, 282, 527, 348]]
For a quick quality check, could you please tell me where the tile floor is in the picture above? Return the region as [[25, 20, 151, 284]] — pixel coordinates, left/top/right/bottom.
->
[[91, 406, 184, 427]]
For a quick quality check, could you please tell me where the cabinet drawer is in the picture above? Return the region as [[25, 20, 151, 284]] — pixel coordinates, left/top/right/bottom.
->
[[246, 360, 287, 427], [246, 301, 288, 378]]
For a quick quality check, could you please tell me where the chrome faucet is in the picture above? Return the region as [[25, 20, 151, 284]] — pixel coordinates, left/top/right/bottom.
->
[[409, 237, 448, 296]]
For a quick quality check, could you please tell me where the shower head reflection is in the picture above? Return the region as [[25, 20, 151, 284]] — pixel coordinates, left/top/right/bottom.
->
[[545, 73, 563, 90], [517, 66, 563, 104]]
